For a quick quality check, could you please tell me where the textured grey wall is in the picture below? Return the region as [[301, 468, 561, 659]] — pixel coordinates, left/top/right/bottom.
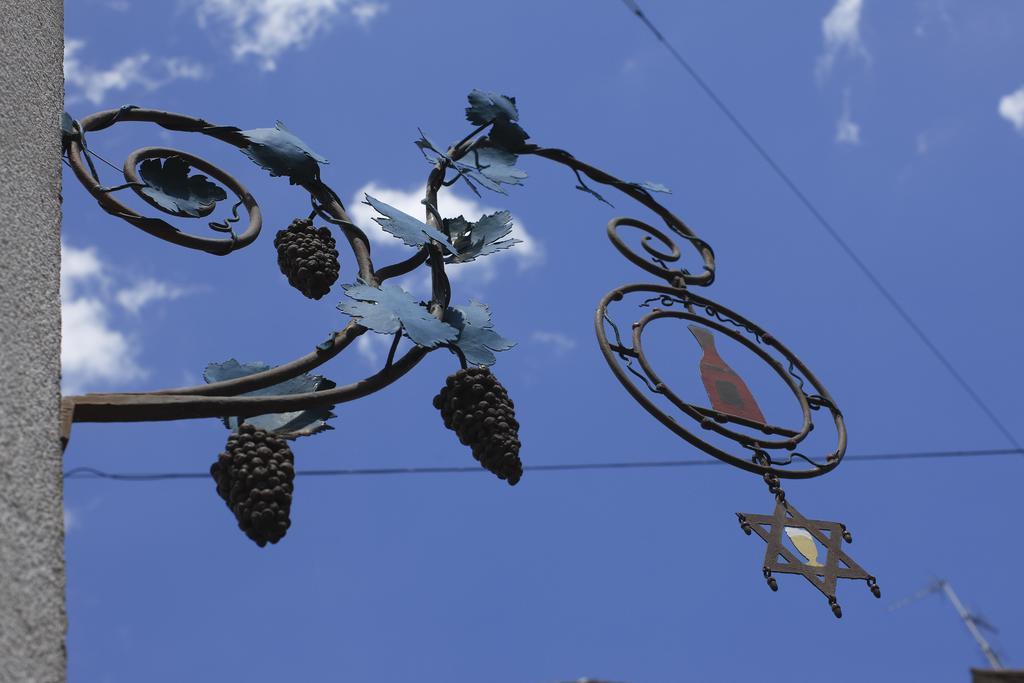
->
[[0, 2, 66, 682]]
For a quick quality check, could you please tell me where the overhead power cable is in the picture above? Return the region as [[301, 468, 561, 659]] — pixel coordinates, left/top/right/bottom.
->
[[618, 0, 1021, 450], [63, 447, 1024, 482]]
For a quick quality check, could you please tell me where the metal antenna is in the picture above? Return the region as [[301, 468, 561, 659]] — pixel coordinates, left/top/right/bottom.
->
[[890, 579, 1003, 670]]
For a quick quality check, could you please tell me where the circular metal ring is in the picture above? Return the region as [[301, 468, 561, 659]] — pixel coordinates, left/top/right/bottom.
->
[[123, 147, 245, 216], [120, 146, 261, 240], [595, 283, 846, 479]]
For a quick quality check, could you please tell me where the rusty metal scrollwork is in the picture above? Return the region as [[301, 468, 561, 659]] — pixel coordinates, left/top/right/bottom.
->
[[62, 91, 877, 608], [63, 106, 450, 424]]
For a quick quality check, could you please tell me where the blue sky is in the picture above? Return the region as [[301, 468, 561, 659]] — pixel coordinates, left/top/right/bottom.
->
[[61, 1, 1024, 681]]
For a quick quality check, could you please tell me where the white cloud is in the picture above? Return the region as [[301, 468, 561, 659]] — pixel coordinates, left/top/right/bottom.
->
[[354, 331, 416, 368], [621, 57, 641, 74], [61, 242, 189, 394], [836, 117, 860, 145], [195, 0, 387, 71], [348, 182, 544, 288], [915, 132, 930, 155], [998, 87, 1024, 134], [354, 333, 393, 367], [63, 39, 208, 106], [835, 90, 861, 145], [162, 57, 208, 81], [531, 331, 576, 356], [61, 243, 145, 394], [116, 279, 189, 315], [816, 0, 869, 82], [914, 0, 956, 40], [350, 1, 388, 27], [61, 240, 105, 292], [914, 126, 954, 156]]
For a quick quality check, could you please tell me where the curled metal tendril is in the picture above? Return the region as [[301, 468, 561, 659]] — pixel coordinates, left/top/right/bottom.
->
[[703, 304, 765, 345], [639, 293, 692, 311], [602, 312, 662, 395], [209, 200, 244, 234]]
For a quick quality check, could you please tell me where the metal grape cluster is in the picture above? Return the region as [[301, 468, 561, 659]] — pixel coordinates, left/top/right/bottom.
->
[[62, 91, 877, 614]]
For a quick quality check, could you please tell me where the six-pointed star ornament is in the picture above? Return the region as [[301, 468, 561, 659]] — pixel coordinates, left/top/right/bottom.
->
[[737, 500, 881, 618]]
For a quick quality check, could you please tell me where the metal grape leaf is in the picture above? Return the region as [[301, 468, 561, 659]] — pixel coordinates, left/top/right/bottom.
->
[[60, 111, 77, 135], [444, 210, 522, 263], [465, 89, 519, 126], [61, 111, 79, 153], [631, 180, 671, 194], [203, 359, 337, 438], [444, 301, 515, 367], [238, 121, 328, 185], [453, 145, 527, 196], [466, 90, 530, 152], [414, 129, 447, 159], [363, 194, 456, 252], [338, 281, 458, 348], [415, 131, 526, 197], [137, 156, 228, 217], [487, 120, 530, 153], [575, 178, 613, 207]]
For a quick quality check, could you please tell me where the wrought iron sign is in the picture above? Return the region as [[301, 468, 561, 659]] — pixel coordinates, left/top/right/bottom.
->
[[61, 91, 878, 615]]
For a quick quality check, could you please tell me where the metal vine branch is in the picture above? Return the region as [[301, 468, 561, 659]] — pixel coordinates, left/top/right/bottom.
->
[[61, 90, 878, 614]]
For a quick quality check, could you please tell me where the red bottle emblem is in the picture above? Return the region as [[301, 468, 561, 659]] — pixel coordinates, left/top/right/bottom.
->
[[688, 325, 766, 424]]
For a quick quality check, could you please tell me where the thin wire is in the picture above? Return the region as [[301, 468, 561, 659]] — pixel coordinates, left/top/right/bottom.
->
[[62, 447, 1024, 482], [85, 147, 125, 175], [619, 0, 1022, 450]]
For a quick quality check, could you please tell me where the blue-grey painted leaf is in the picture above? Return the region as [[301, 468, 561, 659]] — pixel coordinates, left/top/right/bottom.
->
[[576, 181, 613, 207], [415, 130, 525, 196], [338, 281, 458, 348], [444, 301, 516, 367], [465, 90, 519, 126], [61, 111, 77, 138], [137, 156, 228, 217], [454, 145, 527, 195], [444, 210, 522, 264], [61, 112, 79, 153], [488, 120, 530, 152], [415, 131, 469, 192], [203, 359, 337, 438], [632, 180, 671, 194], [459, 175, 483, 198], [414, 130, 447, 158], [239, 121, 328, 184], [363, 194, 456, 252]]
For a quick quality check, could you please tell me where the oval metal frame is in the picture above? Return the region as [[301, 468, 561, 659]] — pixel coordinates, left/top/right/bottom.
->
[[595, 282, 846, 479], [122, 145, 262, 232], [632, 309, 813, 450], [66, 111, 264, 255]]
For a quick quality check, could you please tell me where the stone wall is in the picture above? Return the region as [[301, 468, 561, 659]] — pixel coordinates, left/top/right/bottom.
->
[[0, 2, 66, 681]]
